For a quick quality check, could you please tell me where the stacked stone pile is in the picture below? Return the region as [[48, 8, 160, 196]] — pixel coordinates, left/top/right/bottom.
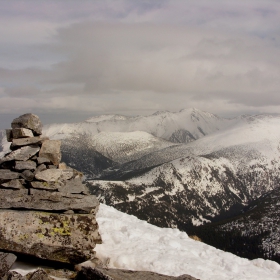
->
[[0, 113, 102, 268]]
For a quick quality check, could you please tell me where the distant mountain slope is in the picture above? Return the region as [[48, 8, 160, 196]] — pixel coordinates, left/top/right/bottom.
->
[[89, 131, 175, 163], [188, 186, 280, 264], [88, 114, 280, 230]]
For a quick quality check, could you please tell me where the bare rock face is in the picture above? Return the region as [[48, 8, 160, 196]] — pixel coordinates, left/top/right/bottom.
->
[[0, 113, 102, 265], [11, 113, 42, 136], [0, 210, 101, 264]]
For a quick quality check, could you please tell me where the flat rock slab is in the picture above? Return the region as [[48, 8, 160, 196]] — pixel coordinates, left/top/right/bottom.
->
[[0, 170, 20, 182], [11, 113, 42, 135], [0, 210, 101, 264], [0, 189, 99, 214], [15, 160, 37, 171], [76, 267, 199, 280], [35, 168, 76, 182], [1, 179, 25, 189], [11, 136, 49, 149], [0, 252, 17, 278], [0, 145, 40, 164]]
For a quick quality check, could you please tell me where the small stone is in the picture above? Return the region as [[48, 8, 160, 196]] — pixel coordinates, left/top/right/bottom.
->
[[1, 179, 25, 189], [21, 170, 34, 181], [12, 128, 34, 139], [15, 160, 37, 171], [39, 140, 61, 166], [6, 129, 13, 142], [11, 113, 42, 135], [0, 252, 17, 278]]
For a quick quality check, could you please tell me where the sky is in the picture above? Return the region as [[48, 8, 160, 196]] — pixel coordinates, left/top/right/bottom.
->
[[1, 0, 280, 129]]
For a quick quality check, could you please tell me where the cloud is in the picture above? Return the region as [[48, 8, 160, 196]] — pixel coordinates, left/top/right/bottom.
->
[[0, 0, 280, 125]]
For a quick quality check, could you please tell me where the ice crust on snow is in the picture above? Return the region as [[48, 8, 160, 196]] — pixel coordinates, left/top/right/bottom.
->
[[96, 204, 280, 280]]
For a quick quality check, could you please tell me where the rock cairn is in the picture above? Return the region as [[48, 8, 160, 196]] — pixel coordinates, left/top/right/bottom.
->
[[0, 113, 102, 267]]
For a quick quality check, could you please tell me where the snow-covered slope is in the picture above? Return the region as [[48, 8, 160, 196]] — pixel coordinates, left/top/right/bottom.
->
[[12, 203, 280, 280], [90, 131, 175, 163], [95, 204, 280, 280]]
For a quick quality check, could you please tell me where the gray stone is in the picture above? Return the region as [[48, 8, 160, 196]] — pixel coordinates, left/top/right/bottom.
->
[[0, 210, 102, 264], [34, 164, 47, 174], [37, 157, 51, 165], [11, 136, 48, 149], [0, 145, 40, 164], [21, 170, 35, 181], [75, 267, 199, 280], [0, 189, 99, 214], [39, 140, 61, 166], [30, 181, 62, 191], [6, 129, 13, 142], [15, 160, 37, 171], [0, 169, 20, 182], [60, 178, 89, 195], [12, 128, 34, 139], [1, 179, 25, 189], [0, 252, 17, 278], [11, 113, 42, 135]]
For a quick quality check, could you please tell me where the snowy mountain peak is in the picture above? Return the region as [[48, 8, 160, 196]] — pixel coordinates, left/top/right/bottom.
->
[[85, 114, 129, 123]]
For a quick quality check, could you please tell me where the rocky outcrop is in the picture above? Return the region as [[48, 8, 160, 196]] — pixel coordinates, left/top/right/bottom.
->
[[0, 113, 101, 266]]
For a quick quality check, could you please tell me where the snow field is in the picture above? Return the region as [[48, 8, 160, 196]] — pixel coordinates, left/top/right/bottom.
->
[[96, 204, 280, 280]]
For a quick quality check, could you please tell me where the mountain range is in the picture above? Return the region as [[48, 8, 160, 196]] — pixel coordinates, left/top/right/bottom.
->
[[1, 108, 279, 262]]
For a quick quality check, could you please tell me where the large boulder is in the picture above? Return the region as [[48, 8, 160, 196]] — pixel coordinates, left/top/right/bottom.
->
[[11, 114, 42, 136], [0, 210, 102, 264]]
